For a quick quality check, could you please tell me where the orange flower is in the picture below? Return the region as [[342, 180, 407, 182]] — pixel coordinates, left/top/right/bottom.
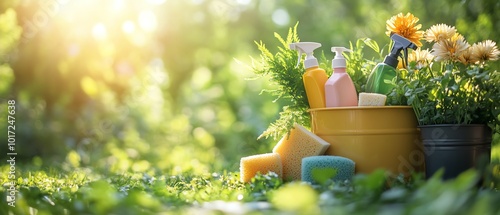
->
[[386, 13, 424, 47]]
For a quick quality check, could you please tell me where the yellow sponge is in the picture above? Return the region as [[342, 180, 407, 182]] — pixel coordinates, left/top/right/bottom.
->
[[272, 124, 330, 180], [358, 92, 387, 106], [240, 153, 282, 183]]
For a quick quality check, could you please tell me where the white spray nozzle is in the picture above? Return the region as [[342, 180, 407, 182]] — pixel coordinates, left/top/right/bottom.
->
[[289, 42, 321, 69], [331, 47, 352, 69]]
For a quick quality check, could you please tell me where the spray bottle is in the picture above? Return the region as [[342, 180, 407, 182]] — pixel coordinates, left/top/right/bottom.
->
[[365, 33, 417, 94], [325, 47, 357, 107], [289, 42, 328, 109]]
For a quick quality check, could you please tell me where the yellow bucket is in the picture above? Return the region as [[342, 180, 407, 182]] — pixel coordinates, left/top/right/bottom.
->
[[309, 106, 424, 176]]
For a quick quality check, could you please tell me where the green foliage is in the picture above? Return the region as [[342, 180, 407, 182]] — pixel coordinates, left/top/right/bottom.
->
[[394, 58, 500, 128], [0, 166, 248, 214], [250, 23, 311, 139], [0, 8, 21, 59], [245, 172, 283, 201], [345, 38, 386, 95], [2, 165, 500, 214]]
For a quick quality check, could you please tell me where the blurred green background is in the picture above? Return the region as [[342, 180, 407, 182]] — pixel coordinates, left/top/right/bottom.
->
[[0, 0, 499, 174]]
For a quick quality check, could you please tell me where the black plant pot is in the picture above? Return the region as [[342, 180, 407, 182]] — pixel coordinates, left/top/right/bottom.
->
[[419, 124, 491, 180]]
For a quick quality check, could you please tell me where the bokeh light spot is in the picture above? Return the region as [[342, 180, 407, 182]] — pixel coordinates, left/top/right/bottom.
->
[[272, 8, 290, 26], [92, 23, 107, 40], [236, 0, 252, 5], [81, 76, 99, 97], [146, 0, 167, 5], [122, 20, 135, 34], [138, 10, 158, 32]]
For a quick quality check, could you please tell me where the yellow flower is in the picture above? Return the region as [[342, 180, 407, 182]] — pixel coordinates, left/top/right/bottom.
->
[[432, 33, 470, 62], [470, 40, 500, 64], [408, 48, 434, 69], [424, 24, 456, 42], [386, 13, 424, 47]]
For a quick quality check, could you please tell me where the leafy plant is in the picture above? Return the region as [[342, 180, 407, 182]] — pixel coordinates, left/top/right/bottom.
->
[[245, 172, 283, 201], [249, 23, 310, 139], [392, 24, 500, 129], [345, 38, 388, 95]]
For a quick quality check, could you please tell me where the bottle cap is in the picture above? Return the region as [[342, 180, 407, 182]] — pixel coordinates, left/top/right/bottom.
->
[[331, 47, 352, 69], [384, 33, 417, 68], [289, 42, 322, 69]]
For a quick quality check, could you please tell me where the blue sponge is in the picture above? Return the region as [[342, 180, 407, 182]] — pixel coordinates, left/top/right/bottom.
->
[[301, 156, 355, 183]]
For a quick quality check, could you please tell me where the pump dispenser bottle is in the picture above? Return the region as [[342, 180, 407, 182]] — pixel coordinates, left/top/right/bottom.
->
[[289, 42, 328, 109], [325, 47, 357, 107], [365, 34, 417, 94]]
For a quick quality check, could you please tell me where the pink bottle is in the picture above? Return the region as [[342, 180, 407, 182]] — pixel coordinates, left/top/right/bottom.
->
[[325, 47, 358, 107]]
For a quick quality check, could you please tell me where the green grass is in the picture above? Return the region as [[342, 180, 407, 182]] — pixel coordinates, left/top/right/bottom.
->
[[1, 162, 500, 215]]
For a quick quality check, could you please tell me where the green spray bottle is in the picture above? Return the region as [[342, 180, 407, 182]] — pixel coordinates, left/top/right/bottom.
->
[[365, 33, 417, 94]]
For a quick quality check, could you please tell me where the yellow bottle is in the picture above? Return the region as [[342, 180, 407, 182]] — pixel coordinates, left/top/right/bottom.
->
[[290, 42, 328, 109]]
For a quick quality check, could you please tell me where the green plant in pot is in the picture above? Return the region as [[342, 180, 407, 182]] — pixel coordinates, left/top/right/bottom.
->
[[393, 22, 500, 179]]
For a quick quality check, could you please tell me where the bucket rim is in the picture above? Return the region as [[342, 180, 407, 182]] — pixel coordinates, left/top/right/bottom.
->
[[308, 105, 413, 112], [418, 124, 490, 129]]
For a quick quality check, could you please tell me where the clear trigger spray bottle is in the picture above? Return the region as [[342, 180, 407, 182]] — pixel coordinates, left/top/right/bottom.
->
[[365, 33, 417, 94], [289, 42, 328, 109]]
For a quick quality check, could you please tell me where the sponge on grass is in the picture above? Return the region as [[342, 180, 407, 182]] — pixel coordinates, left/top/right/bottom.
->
[[358, 93, 387, 106], [240, 153, 282, 183], [272, 124, 330, 181], [301, 156, 355, 183]]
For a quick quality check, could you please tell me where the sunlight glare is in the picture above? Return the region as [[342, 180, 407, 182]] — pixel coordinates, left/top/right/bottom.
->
[[191, 0, 204, 5], [122, 20, 136, 34], [138, 10, 158, 32], [146, 0, 167, 5], [111, 0, 125, 12], [92, 23, 107, 40], [236, 0, 251, 5]]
